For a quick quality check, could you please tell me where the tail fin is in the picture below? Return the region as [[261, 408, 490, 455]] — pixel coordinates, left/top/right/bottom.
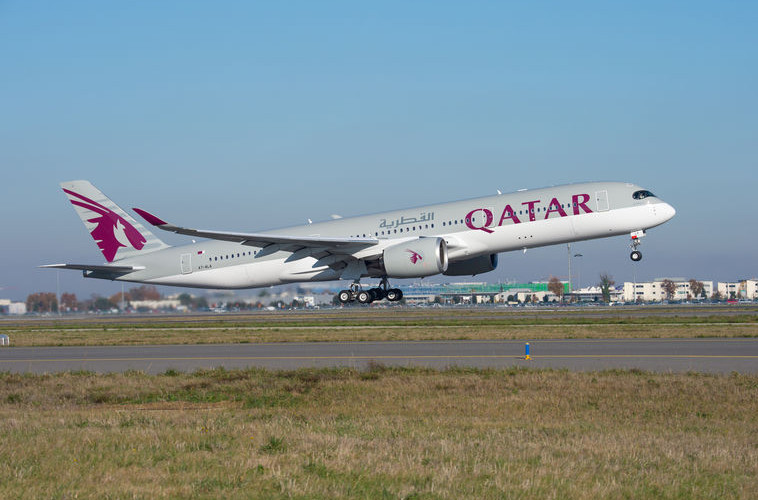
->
[[60, 180, 169, 262]]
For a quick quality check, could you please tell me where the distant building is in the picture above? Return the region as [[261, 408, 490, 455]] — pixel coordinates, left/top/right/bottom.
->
[[294, 296, 316, 307], [0, 299, 27, 315], [571, 286, 623, 302], [9, 302, 26, 315], [129, 299, 181, 311], [622, 279, 713, 302], [718, 280, 758, 300], [401, 282, 568, 304]]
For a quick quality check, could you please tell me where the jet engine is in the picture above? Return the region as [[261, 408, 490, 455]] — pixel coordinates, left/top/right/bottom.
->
[[382, 238, 448, 278], [443, 254, 498, 276]]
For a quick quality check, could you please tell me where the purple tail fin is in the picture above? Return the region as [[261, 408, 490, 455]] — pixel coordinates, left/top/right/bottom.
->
[[61, 180, 169, 262]]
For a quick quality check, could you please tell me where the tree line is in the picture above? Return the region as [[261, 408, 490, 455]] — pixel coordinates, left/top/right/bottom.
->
[[26, 285, 167, 313]]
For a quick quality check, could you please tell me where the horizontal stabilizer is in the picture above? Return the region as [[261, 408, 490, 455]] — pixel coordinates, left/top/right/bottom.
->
[[40, 264, 144, 273]]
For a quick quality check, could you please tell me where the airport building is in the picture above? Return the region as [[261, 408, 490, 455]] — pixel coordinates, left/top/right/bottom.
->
[[622, 279, 714, 302], [718, 280, 758, 300], [129, 299, 182, 311], [0, 299, 27, 315], [401, 282, 569, 304], [571, 286, 623, 303]]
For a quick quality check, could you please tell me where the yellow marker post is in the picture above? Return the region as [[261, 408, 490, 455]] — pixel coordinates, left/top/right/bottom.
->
[[525, 342, 531, 360]]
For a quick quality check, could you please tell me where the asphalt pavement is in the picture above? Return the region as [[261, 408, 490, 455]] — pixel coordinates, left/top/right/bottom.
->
[[1, 338, 756, 374]]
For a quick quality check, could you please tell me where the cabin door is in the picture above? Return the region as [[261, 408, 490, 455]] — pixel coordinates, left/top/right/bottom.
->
[[595, 190, 609, 212], [180, 253, 192, 274]]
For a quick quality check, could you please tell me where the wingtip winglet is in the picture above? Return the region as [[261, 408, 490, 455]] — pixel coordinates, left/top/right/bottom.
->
[[133, 208, 168, 226]]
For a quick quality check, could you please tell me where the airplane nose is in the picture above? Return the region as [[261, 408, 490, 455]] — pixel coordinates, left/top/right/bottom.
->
[[661, 202, 676, 221]]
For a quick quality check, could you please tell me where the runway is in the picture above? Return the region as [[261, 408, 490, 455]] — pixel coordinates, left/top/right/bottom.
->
[[1, 338, 757, 374]]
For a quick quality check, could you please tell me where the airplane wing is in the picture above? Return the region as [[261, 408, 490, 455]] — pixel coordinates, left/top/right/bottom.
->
[[132, 208, 379, 253]]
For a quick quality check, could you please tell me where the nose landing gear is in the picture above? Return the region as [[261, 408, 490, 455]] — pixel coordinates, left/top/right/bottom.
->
[[630, 230, 645, 261], [337, 277, 403, 305]]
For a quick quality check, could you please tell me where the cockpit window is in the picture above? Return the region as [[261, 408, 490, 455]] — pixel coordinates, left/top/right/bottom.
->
[[633, 190, 655, 200]]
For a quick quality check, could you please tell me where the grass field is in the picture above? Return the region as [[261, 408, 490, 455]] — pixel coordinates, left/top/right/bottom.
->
[[2, 306, 757, 346], [1, 366, 756, 499], [1, 308, 756, 498]]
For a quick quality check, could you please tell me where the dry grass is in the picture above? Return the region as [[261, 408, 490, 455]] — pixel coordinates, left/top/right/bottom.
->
[[0, 367, 756, 499], [2, 307, 757, 346]]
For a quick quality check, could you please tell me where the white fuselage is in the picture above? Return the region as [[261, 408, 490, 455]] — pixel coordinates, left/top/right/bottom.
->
[[99, 181, 675, 289]]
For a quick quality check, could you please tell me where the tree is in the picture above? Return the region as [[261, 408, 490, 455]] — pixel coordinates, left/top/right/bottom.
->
[[660, 279, 677, 301], [109, 291, 130, 309], [598, 273, 615, 303], [711, 291, 722, 301], [128, 285, 161, 301], [26, 292, 58, 313], [548, 276, 564, 302], [688, 280, 705, 300], [93, 296, 115, 311], [60, 292, 78, 312], [178, 293, 192, 306]]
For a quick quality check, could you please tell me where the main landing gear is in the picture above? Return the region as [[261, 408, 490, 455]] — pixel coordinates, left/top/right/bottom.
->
[[337, 277, 403, 305], [630, 230, 645, 262]]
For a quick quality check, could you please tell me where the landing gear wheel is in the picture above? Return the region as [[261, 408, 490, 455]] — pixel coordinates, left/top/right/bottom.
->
[[357, 290, 373, 304], [370, 288, 386, 301], [630, 250, 642, 262], [386, 288, 403, 302], [338, 290, 353, 304]]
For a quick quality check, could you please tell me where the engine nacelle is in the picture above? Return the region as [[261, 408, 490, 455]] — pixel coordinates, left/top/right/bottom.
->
[[443, 254, 498, 276], [382, 238, 448, 278]]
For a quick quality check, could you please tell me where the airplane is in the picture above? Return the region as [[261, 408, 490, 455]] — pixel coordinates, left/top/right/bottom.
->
[[42, 180, 675, 304]]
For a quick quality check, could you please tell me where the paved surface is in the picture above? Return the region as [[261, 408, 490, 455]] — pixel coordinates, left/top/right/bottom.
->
[[1, 339, 757, 374]]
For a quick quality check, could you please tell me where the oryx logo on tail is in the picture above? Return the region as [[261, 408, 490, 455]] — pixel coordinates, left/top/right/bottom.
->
[[63, 188, 146, 262]]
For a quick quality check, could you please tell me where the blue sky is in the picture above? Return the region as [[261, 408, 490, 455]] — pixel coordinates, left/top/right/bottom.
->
[[1, 1, 756, 301]]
